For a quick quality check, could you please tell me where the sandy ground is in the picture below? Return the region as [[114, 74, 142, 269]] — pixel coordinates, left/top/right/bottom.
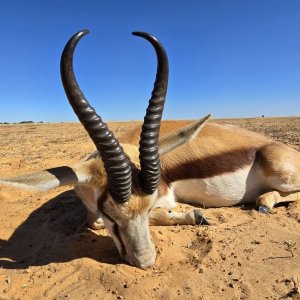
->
[[0, 117, 300, 300]]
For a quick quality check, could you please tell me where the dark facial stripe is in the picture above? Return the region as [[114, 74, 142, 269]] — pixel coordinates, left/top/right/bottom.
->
[[97, 190, 127, 257], [161, 147, 258, 184], [112, 223, 127, 257]]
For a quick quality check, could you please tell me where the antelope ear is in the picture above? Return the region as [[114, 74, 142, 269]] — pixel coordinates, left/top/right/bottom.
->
[[158, 114, 211, 156], [0, 160, 97, 192]]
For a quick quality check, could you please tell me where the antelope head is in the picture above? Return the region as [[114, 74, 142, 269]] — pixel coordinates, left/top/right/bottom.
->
[[61, 29, 171, 269], [0, 30, 209, 269]]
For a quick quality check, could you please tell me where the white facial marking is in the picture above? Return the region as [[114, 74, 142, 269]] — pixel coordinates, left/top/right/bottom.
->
[[121, 214, 156, 269], [102, 215, 123, 255]]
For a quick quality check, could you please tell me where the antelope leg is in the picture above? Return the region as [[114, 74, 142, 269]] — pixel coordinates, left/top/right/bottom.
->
[[149, 209, 209, 226]]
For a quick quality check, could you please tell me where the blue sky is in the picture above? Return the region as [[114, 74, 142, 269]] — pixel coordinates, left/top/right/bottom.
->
[[0, 1, 299, 122]]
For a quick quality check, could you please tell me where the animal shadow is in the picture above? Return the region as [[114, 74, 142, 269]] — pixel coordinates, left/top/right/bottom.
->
[[0, 190, 121, 269]]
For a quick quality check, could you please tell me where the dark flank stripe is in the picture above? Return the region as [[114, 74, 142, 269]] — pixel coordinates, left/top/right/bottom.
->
[[97, 190, 127, 257], [161, 147, 258, 184]]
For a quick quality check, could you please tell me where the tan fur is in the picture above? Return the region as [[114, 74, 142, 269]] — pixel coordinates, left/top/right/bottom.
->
[[119, 120, 271, 184], [1, 118, 299, 269], [161, 121, 270, 158], [82, 144, 153, 216], [119, 120, 200, 145], [112, 191, 151, 216], [75, 158, 107, 187], [121, 120, 300, 211], [154, 121, 271, 183], [117, 120, 300, 207], [258, 142, 300, 188]]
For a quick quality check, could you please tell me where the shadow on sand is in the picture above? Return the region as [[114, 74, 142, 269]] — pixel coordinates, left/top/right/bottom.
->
[[0, 190, 122, 269]]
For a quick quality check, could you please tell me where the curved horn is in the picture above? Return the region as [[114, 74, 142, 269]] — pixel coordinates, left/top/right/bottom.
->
[[132, 32, 169, 194], [60, 30, 132, 203]]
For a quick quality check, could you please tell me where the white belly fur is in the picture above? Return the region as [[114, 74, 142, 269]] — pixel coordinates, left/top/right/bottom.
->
[[172, 165, 264, 207]]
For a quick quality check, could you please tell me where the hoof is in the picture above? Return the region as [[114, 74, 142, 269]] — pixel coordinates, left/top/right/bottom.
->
[[258, 206, 270, 214], [194, 210, 210, 225]]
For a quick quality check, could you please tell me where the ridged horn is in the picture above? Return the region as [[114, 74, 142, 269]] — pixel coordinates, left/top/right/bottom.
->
[[132, 32, 169, 194], [60, 30, 132, 203]]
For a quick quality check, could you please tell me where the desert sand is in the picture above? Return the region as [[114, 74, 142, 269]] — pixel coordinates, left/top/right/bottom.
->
[[0, 117, 300, 300]]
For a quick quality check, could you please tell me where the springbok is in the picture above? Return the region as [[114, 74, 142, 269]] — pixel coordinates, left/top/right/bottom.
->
[[1, 30, 300, 269]]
